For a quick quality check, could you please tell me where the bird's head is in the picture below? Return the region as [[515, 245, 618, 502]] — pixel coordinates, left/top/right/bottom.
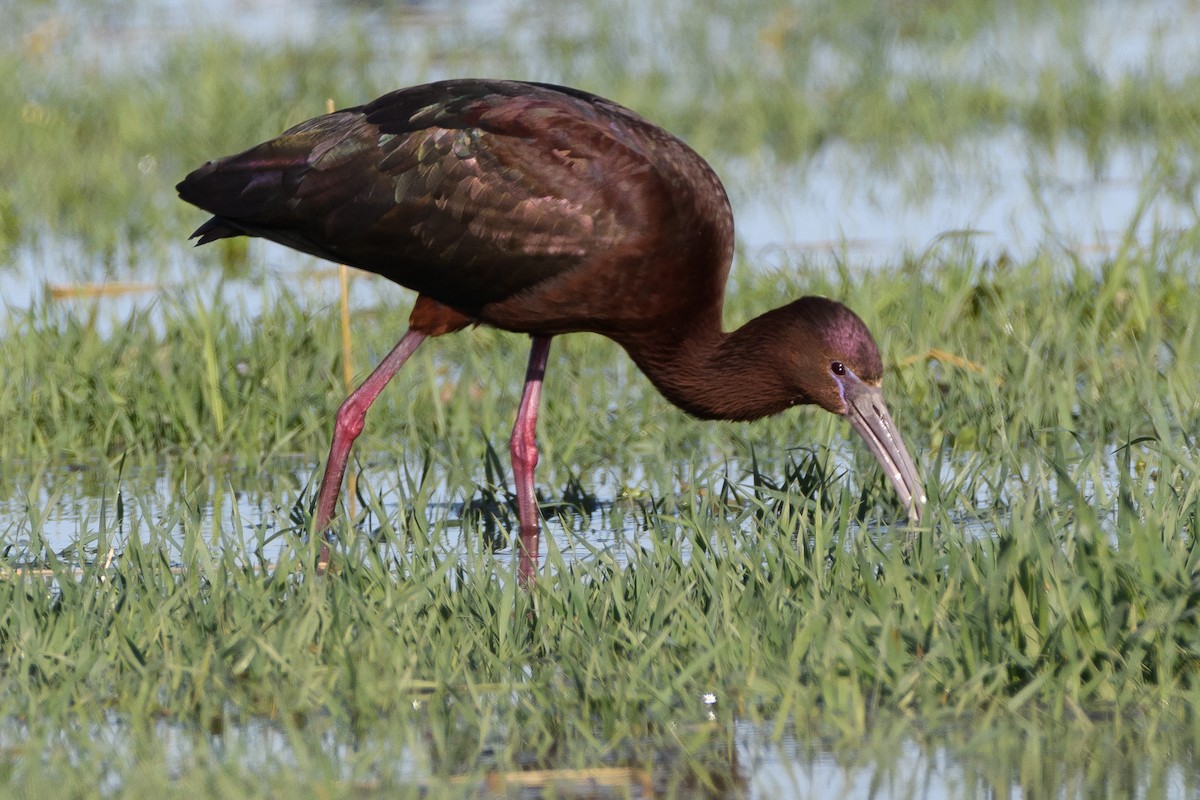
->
[[774, 296, 927, 522]]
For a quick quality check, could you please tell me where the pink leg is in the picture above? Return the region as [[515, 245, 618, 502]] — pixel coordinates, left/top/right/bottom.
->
[[314, 329, 427, 534], [511, 336, 552, 584]]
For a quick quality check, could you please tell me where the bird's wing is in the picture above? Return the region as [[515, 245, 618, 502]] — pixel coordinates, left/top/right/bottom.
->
[[178, 81, 665, 309]]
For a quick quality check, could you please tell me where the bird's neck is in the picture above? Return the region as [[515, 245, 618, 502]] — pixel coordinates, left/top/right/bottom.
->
[[616, 311, 799, 422]]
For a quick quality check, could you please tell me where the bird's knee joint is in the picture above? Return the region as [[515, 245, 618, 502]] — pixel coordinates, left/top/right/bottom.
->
[[334, 399, 368, 439], [510, 437, 539, 471]]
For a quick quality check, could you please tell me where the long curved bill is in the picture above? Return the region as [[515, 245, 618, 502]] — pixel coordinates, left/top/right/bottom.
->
[[843, 382, 926, 522]]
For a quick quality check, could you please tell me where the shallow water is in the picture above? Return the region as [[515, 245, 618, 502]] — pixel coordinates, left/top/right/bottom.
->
[[3, 433, 1135, 575], [4, 708, 1197, 798]]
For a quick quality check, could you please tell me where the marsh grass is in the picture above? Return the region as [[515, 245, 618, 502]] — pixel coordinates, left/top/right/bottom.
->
[[3, 176, 1199, 796], [5, 0, 1200, 795], [4, 231, 1199, 707], [3, 420, 1200, 797]]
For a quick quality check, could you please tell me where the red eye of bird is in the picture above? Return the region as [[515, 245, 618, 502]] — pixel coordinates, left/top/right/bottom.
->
[[831, 361, 846, 376]]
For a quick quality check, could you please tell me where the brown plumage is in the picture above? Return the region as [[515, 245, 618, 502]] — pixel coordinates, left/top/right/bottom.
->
[[177, 79, 925, 581]]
